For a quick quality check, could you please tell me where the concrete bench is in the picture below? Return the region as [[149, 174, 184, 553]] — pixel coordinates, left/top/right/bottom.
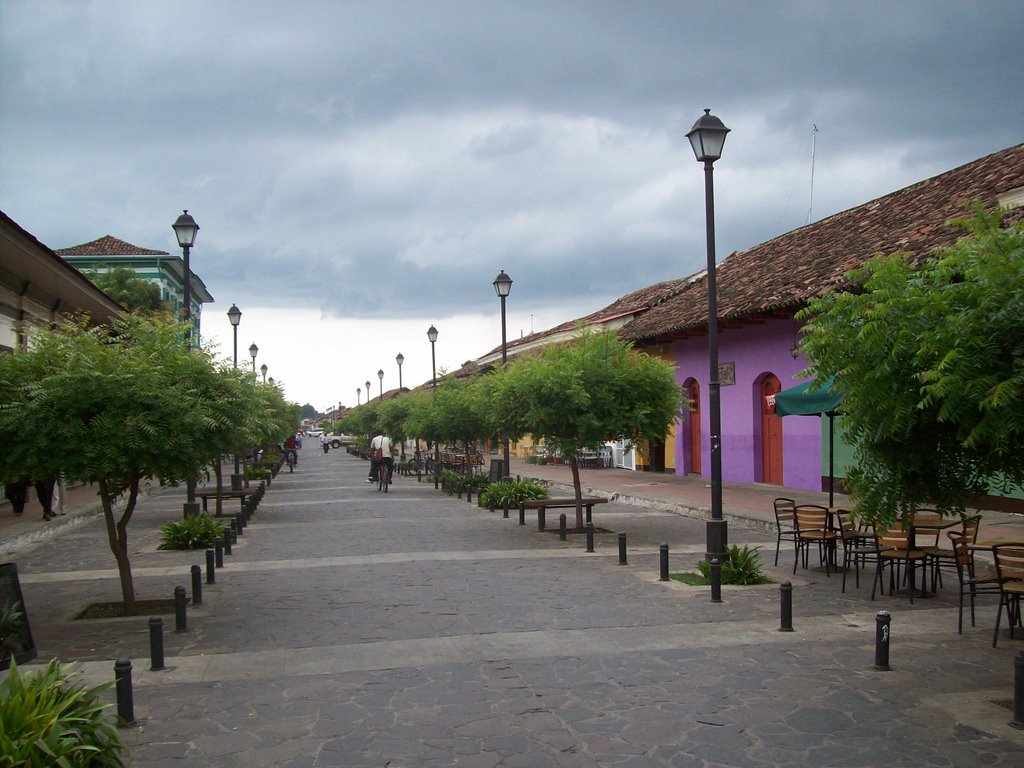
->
[[519, 497, 609, 530]]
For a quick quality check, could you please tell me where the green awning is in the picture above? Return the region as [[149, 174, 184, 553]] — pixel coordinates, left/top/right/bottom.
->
[[774, 376, 841, 417]]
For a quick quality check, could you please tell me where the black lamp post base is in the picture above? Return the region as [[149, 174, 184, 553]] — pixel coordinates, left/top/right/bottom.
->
[[705, 518, 728, 562]]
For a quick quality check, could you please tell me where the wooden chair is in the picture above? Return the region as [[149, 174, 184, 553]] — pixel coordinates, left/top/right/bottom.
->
[[772, 497, 798, 567], [793, 504, 836, 576], [923, 514, 982, 591], [947, 531, 1000, 634], [992, 543, 1024, 647], [835, 509, 877, 592], [873, 522, 928, 603]]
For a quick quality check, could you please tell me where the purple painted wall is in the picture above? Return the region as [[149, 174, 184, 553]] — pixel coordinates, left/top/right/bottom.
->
[[673, 316, 823, 493]]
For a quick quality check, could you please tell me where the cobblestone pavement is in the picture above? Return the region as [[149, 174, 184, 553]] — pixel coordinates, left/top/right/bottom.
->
[[7, 449, 1024, 767]]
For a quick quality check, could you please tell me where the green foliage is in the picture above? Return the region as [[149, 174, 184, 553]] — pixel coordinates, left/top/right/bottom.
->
[[301, 403, 318, 419], [479, 478, 549, 507], [247, 465, 269, 480], [158, 513, 226, 550], [694, 545, 770, 585], [88, 267, 166, 314], [0, 600, 30, 665], [800, 207, 1024, 527], [0, 658, 128, 767]]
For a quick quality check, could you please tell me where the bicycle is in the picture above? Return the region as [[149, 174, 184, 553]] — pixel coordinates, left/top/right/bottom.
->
[[375, 451, 389, 493], [286, 449, 297, 472]]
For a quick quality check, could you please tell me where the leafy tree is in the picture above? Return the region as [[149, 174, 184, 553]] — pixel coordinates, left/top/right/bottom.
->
[[301, 403, 318, 420], [0, 315, 271, 609], [799, 207, 1024, 527], [88, 267, 167, 313], [404, 376, 490, 470], [489, 329, 683, 528]]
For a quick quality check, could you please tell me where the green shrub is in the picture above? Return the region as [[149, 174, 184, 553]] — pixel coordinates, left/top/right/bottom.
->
[[536, 456, 547, 465], [158, 513, 226, 550], [695, 545, 770, 585], [480, 478, 549, 507], [0, 658, 128, 767], [247, 466, 269, 480], [0, 600, 31, 668]]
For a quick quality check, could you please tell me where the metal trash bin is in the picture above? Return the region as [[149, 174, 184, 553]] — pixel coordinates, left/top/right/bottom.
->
[[1, 562, 37, 670]]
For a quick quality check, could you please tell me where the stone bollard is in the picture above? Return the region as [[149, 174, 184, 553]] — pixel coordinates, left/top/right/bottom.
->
[[874, 610, 891, 671], [174, 585, 187, 633], [779, 582, 793, 631], [618, 533, 627, 565], [1013, 651, 1024, 729], [190, 565, 202, 606], [149, 617, 165, 671], [659, 543, 669, 581], [115, 659, 135, 726], [710, 558, 722, 603], [585, 523, 595, 553], [559, 514, 567, 541], [206, 549, 216, 584]]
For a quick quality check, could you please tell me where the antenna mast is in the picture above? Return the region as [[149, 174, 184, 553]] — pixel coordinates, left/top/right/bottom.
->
[[807, 124, 819, 224]]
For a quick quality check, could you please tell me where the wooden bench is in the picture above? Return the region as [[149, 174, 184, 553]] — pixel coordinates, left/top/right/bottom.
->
[[519, 497, 609, 530], [197, 489, 256, 515]]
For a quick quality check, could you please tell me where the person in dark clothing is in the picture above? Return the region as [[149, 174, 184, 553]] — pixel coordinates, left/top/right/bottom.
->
[[35, 479, 56, 521]]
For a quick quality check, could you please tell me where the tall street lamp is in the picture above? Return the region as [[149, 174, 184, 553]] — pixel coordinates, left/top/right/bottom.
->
[[396, 353, 404, 391], [249, 343, 258, 374], [365, 380, 371, 403], [357, 387, 362, 405], [227, 304, 243, 488], [427, 324, 439, 487], [260, 363, 267, 383], [378, 369, 384, 399], [173, 210, 200, 517], [493, 270, 513, 478], [686, 108, 730, 565]]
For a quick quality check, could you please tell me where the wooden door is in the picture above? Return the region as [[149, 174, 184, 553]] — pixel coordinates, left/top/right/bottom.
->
[[761, 375, 783, 485], [688, 380, 702, 475]]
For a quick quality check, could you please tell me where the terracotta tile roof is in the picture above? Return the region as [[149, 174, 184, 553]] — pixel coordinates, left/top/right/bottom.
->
[[621, 143, 1024, 341], [55, 235, 169, 257]]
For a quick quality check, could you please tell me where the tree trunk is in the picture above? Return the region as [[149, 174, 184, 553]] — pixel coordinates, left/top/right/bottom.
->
[[570, 458, 584, 530], [99, 477, 140, 609], [214, 460, 223, 518]]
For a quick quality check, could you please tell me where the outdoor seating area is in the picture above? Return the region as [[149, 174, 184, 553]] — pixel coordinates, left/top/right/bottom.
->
[[773, 497, 1024, 638]]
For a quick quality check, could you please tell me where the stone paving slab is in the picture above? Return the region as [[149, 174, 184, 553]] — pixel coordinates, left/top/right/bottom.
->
[[5, 448, 1024, 766]]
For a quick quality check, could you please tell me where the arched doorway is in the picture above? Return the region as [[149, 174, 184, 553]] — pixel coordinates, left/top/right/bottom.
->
[[761, 374, 783, 485], [687, 379, 702, 475]]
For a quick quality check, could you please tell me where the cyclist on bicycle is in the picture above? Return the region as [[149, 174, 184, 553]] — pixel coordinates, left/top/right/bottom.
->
[[284, 433, 300, 467], [367, 433, 394, 485]]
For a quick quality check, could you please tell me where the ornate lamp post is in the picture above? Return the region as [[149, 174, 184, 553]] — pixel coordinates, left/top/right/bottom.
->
[[172, 210, 200, 517], [249, 343, 258, 374], [260, 363, 267, 383], [357, 387, 362, 405], [492, 270, 513, 478], [686, 108, 730, 565], [427, 324, 439, 487], [396, 353, 404, 391], [365, 380, 371, 403], [227, 304, 243, 487], [378, 369, 384, 399]]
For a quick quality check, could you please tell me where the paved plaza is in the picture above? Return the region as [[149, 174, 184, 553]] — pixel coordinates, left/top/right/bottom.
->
[[4, 448, 1024, 767]]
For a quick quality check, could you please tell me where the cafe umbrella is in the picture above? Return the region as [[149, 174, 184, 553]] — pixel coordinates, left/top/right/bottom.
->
[[773, 376, 843, 506]]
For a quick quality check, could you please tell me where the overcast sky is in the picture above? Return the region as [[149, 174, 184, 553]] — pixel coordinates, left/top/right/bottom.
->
[[2, 1, 1021, 412]]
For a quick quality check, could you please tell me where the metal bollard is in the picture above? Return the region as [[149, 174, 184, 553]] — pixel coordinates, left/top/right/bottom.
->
[[519, 500, 526, 525], [223, 528, 232, 555], [149, 617, 165, 671], [467, 487, 473, 504], [214, 537, 224, 568], [230, 518, 238, 542], [489, 495, 496, 513], [779, 582, 793, 631], [206, 549, 216, 584], [503, 498, 510, 519], [190, 564, 202, 605], [659, 543, 669, 581], [457, 481, 463, 499], [618, 533, 627, 565], [874, 610, 891, 671], [1012, 651, 1024, 729], [538, 507, 546, 531], [585, 523, 595, 553], [174, 585, 187, 633], [559, 513, 567, 541], [115, 658, 135, 725], [710, 558, 722, 603]]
